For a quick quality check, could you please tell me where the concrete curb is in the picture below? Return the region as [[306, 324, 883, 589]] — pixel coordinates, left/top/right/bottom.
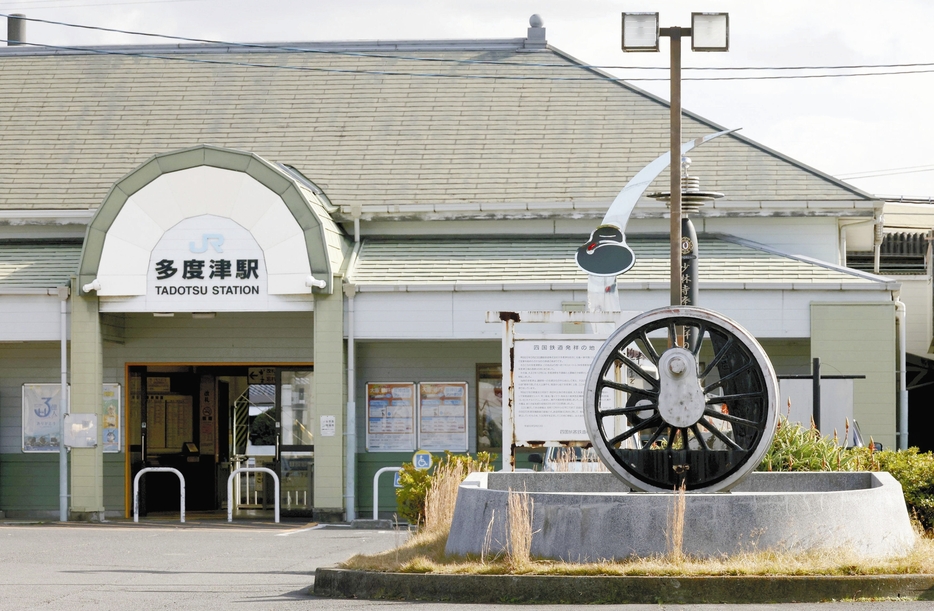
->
[[313, 568, 934, 604]]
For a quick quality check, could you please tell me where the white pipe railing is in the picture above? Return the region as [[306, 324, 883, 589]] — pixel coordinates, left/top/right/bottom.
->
[[133, 467, 185, 523], [227, 467, 280, 523], [372, 466, 401, 520]]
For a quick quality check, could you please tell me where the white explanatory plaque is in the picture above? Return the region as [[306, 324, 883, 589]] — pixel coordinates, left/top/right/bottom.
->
[[513, 339, 605, 442]]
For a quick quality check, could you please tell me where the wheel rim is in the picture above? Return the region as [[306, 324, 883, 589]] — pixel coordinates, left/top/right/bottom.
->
[[583, 306, 778, 492]]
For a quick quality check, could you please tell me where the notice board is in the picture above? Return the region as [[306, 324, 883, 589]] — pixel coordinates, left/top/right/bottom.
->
[[418, 382, 468, 452], [366, 383, 417, 452]]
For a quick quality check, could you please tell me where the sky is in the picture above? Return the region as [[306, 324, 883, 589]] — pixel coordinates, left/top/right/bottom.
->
[[4, 0, 934, 199]]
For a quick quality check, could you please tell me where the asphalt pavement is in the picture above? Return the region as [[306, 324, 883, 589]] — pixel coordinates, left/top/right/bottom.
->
[[0, 518, 931, 610]]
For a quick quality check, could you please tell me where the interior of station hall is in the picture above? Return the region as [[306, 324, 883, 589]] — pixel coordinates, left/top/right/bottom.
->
[[0, 15, 929, 521]]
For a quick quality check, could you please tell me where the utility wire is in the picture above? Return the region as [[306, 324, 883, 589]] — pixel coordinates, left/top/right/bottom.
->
[[5, 13, 934, 76], [5, 38, 934, 83], [839, 166, 934, 180]]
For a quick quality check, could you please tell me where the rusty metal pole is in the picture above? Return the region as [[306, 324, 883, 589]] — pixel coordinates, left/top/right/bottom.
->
[[669, 27, 683, 309]]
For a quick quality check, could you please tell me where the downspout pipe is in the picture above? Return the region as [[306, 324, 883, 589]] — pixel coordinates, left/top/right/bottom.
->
[[895, 298, 908, 450], [343, 220, 362, 522], [873, 212, 885, 275], [344, 283, 357, 521], [58, 286, 69, 522]]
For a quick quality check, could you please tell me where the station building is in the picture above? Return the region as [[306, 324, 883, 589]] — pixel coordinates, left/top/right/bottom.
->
[[0, 17, 914, 519]]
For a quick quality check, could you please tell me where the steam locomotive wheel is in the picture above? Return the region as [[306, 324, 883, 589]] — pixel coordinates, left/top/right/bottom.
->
[[583, 306, 778, 492]]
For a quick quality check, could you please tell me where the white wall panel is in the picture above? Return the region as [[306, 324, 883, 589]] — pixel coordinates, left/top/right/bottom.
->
[[703, 217, 840, 263], [352, 287, 891, 340], [106, 200, 165, 254], [0, 296, 68, 341], [161, 166, 243, 219], [896, 277, 933, 356], [126, 175, 184, 231], [229, 178, 278, 230]]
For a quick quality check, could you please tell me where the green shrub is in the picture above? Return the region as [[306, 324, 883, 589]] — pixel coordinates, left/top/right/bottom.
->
[[874, 448, 934, 532], [395, 451, 495, 525], [757, 416, 854, 472]]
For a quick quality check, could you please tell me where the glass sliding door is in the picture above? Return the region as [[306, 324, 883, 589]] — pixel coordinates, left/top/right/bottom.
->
[[278, 370, 314, 516]]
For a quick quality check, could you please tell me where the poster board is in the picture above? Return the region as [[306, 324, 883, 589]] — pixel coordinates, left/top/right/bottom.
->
[[418, 382, 468, 452], [366, 383, 416, 452], [22, 384, 69, 452], [476, 364, 502, 451], [102, 384, 121, 453]]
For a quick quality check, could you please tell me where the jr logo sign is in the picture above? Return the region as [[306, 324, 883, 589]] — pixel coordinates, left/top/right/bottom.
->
[[189, 233, 225, 254]]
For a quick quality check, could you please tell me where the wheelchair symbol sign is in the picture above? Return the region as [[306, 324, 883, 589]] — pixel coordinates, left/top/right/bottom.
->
[[413, 450, 433, 471]]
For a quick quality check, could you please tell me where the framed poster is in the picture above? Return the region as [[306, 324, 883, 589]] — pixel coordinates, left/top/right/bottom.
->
[[366, 382, 417, 452], [476, 364, 502, 451], [22, 384, 69, 452], [418, 382, 468, 452], [102, 384, 121, 453]]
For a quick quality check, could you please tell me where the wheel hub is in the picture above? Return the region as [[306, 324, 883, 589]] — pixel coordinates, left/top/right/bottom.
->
[[657, 347, 706, 429]]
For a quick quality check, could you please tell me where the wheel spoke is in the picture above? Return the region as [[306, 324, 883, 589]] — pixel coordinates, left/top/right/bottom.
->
[[689, 323, 706, 357], [608, 413, 662, 446], [617, 355, 660, 389], [599, 379, 658, 397], [668, 321, 677, 348], [707, 391, 763, 404], [700, 336, 735, 379], [637, 330, 661, 366], [640, 423, 668, 450], [697, 417, 744, 451], [690, 424, 709, 452], [703, 407, 762, 430], [704, 360, 754, 393], [599, 404, 658, 418]]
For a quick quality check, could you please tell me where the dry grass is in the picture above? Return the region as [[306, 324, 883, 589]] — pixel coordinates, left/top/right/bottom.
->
[[342, 533, 934, 577], [548, 447, 609, 472], [423, 459, 466, 535], [506, 488, 534, 569], [666, 480, 687, 563]]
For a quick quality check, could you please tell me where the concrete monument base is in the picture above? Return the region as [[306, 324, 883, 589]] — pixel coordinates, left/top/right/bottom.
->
[[445, 471, 915, 560]]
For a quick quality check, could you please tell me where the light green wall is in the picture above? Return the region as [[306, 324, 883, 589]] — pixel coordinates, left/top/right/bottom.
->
[[313, 291, 344, 515], [811, 302, 896, 448], [70, 290, 104, 515]]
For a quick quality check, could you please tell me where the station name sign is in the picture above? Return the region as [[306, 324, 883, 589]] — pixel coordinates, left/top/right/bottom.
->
[[144, 215, 269, 311]]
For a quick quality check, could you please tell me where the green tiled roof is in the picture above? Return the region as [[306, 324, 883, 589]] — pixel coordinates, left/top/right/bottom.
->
[[0, 40, 870, 217], [0, 241, 81, 288], [349, 236, 890, 288]]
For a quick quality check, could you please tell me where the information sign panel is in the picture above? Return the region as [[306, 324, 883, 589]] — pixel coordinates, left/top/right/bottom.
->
[[366, 383, 417, 452], [513, 339, 605, 442], [417, 382, 468, 452]]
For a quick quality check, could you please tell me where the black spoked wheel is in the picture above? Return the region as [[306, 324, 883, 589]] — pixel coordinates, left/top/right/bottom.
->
[[583, 306, 778, 492]]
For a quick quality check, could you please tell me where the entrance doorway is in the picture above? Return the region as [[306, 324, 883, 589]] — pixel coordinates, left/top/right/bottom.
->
[[126, 364, 315, 519]]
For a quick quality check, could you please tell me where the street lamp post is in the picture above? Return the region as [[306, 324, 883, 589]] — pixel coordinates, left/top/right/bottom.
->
[[621, 12, 729, 307]]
